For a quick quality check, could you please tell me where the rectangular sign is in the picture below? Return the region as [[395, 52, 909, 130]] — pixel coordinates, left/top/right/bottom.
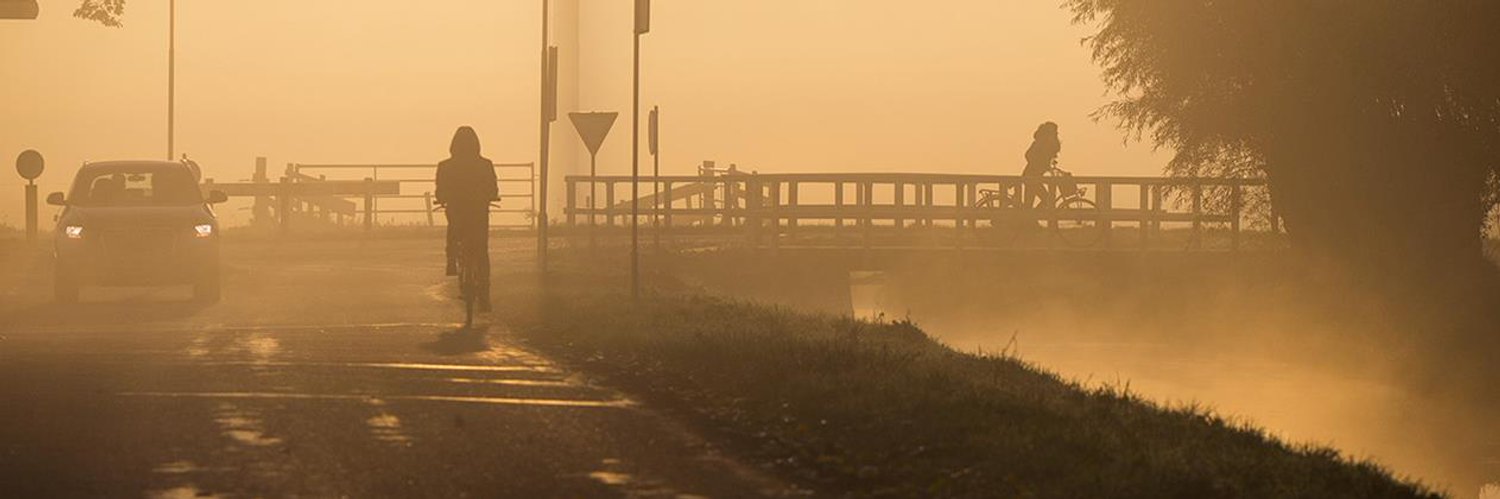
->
[[634, 0, 650, 34], [0, 0, 39, 19]]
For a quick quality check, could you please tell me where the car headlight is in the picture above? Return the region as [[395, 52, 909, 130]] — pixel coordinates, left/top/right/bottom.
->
[[64, 226, 84, 239], [194, 224, 214, 238]]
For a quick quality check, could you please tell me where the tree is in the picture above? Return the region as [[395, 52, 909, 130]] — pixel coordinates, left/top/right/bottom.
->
[[1066, 1, 1500, 268], [73, 0, 124, 26]]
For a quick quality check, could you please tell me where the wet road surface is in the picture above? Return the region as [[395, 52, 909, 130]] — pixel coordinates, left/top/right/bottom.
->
[[0, 237, 792, 497]]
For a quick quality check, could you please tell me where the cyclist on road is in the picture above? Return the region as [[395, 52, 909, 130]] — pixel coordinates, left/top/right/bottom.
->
[[1022, 122, 1062, 211], [435, 126, 498, 311]]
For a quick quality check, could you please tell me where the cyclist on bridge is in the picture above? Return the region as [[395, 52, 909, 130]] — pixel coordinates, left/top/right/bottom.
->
[[436, 126, 499, 311], [1022, 121, 1062, 212]]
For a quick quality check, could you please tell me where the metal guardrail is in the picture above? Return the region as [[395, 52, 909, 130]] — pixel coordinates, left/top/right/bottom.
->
[[289, 162, 536, 229]]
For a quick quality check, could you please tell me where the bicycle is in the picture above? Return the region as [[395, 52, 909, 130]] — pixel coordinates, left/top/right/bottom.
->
[[972, 166, 1103, 248], [433, 201, 499, 329]]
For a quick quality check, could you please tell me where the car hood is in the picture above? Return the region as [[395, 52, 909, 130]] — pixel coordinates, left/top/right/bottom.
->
[[62, 205, 215, 230]]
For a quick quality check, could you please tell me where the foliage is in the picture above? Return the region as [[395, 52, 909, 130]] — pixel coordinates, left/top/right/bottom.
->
[[1065, 0, 1500, 262], [73, 0, 124, 27]]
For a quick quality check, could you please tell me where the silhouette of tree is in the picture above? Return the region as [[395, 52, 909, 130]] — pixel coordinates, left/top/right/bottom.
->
[[74, 0, 124, 27], [1067, 1, 1500, 267]]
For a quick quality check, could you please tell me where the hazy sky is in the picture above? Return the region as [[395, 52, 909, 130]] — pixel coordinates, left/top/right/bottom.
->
[[0, 0, 1164, 226]]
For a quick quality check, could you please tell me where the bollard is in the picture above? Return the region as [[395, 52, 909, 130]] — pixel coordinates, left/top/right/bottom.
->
[[424, 192, 435, 226], [279, 177, 292, 235], [363, 178, 375, 231]]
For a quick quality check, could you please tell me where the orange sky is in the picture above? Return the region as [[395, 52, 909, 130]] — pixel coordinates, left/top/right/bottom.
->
[[1, 0, 1164, 226]]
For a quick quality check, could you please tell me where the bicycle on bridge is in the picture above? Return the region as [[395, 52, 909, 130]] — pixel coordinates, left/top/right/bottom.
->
[[971, 166, 1103, 248]]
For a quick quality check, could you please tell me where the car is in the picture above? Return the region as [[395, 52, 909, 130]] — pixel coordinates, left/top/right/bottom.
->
[[47, 160, 229, 303]]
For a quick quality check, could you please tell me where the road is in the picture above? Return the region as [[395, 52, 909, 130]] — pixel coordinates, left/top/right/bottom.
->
[[0, 236, 794, 498]]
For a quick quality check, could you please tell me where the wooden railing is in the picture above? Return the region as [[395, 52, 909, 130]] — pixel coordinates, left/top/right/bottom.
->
[[565, 173, 1277, 251]]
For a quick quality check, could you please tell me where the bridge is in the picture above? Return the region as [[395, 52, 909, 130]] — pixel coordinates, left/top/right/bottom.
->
[[565, 169, 1278, 252]]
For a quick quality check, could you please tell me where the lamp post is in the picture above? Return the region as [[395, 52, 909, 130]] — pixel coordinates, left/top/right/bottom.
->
[[631, 0, 649, 299], [538, 0, 557, 272], [167, 0, 176, 160]]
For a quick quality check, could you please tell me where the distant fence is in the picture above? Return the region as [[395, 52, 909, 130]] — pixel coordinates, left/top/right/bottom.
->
[[288, 162, 535, 229], [564, 172, 1280, 251]]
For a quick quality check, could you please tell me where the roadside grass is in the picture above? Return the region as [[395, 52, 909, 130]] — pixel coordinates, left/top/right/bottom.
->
[[500, 272, 1437, 498]]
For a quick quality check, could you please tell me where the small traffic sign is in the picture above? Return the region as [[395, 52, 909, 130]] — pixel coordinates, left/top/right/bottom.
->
[[569, 112, 619, 156], [16, 150, 44, 181]]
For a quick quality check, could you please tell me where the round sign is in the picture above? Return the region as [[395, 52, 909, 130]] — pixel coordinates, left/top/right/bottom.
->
[[16, 150, 44, 180]]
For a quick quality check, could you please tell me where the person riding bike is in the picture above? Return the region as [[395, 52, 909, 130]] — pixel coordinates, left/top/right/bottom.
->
[[435, 126, 499, 311], [1022, 122, 1062, 212]]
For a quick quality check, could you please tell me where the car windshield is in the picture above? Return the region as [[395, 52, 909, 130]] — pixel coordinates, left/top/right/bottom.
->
[[69, 167, 202, 207]]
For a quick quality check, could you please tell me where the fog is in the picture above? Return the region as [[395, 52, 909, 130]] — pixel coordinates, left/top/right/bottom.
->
[[2, 1, 1496, 497], [1, 0, 1161, 225]]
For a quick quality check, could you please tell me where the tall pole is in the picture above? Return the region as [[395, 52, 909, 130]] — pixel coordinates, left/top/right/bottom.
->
[[632, 0, 648, 300], [167, 0, 176, 160], [25, 180, 37, 242], [537, 0, 551, 272], [652, 106, 660, 253], [631, 31, 641, 300]]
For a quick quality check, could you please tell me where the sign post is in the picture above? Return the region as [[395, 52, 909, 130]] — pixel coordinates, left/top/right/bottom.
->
[[537, 0, 555, 273], [649, 106, 660, 252], [15, 150, 45, 242], [632, 0, 650, 300], [569, 112, 619, 252]]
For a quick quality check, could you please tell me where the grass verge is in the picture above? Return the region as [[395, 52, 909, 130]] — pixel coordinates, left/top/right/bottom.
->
[[501, 286, 1437, 498]]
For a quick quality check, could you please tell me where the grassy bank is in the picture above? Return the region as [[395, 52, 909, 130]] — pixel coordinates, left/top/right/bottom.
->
[[501, 285, 1435, 498]]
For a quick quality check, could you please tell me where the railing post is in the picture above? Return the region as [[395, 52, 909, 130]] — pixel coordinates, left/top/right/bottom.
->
[[566, 178, 577, 226], [363, 177, 376, 231], [606, 180, 616, 227], [1231, 181, 1243, 251], [1139, 183, 1151, 250], [834, 182, 844, 232], [894, 181, 905, 228], [1097, 179, 1113, 249], [770, 180, 781, 253], [279, 176, 292, 235], [663, 180, 674, 230], [918, 182, 930, 227], [863, 181, 874, 251], [1151, 184, 1164, 236], [787, 181, 799, 231], [424, 191, 435, 227], [1191, 179, 1204, 249], [747, 176, 763, 249]]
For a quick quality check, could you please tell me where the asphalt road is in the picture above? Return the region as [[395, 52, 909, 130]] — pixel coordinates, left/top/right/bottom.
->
[[0, 236, 794, 498]]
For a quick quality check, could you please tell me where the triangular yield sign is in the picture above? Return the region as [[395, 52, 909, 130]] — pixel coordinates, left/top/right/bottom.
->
[[569, 112, 619, 156]]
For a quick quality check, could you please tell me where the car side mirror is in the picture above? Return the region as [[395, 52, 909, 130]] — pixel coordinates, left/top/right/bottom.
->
[[46, 192, 66, 206], [207, 190, 229, 204]]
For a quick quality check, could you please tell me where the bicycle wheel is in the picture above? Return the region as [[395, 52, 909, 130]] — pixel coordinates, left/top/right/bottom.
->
[[452, 237, 475, 328], [1055, 197, 1103, 248]]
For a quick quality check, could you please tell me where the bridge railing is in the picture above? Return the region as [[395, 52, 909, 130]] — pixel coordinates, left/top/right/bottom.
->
[[564, 173, 1277, 251], [290, 162, 535, 229]]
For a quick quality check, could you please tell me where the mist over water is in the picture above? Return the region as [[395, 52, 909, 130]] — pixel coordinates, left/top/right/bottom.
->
[[845, 254, 1500, 497]]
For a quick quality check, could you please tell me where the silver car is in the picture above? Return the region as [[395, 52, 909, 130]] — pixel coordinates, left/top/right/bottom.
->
[[48, 160, 229, 303]]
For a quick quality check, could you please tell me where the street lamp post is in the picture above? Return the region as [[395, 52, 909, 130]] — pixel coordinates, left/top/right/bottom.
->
[[537, 0, 555, 272], [632, 0, 649, 299], [167, 0, 176, 160]]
